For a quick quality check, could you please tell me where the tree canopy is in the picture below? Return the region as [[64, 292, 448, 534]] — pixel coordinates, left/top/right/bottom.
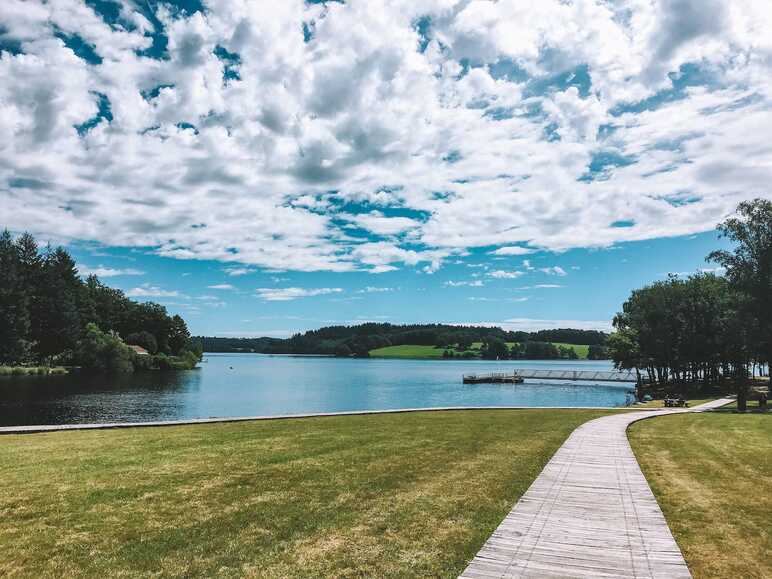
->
[[608, 199, 772, 410], [0, 230, 200, 371]]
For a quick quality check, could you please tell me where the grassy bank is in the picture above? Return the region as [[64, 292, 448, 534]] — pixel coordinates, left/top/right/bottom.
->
[[629, 413, 771, 578], [369, 342, 591, 359], [0, 366, 68, 376], [0, 409, 614, 578]]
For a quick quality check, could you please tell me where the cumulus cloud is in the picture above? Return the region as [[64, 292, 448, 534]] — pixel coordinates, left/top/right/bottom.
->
[[539, 266, 567, 276], [207, 283, 234, 290], [444, 280, 484, 287], [125, 284, 181, 298], [255, 287, 343, 301], [488, 270, 524, 279], [77, 265, 144, 277], [490, 246, 535, 256], [1, 0, 771, 274], [476, 318, 613, 332]]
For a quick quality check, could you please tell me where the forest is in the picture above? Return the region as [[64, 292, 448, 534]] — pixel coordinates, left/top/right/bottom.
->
[[608, 199, 772, 410], [0, 231, 201, 372], [198, 326, 609, 359]]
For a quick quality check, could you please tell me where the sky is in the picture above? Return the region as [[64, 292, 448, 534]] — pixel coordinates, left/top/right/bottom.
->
[[1, 0, 771, 337]]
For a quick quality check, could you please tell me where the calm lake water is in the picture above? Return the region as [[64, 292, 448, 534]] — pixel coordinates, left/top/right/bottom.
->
[[0, 354, 636, 426]]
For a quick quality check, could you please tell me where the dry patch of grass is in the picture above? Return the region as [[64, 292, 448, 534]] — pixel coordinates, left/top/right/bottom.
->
[[0, 409, 614, 578], [629, 412, 771, 578]]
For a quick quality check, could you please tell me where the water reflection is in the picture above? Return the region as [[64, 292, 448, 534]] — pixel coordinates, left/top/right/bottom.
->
[[0, 354, 635, 426]]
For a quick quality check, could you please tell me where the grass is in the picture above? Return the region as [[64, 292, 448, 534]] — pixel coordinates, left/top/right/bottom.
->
[[369, 342, 591, 359], [629, 412, 771, 578], [632, 397, 723, 409], [0, 409, 615, 578], [369, 344, 451, 358], [0, 366, 68, 376], [551, 342, 590, 358]]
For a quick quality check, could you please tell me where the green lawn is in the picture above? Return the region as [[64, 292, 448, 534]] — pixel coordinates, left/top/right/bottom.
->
[[551, 343, 590, 358], [629, 413, 771, 578], [368, 344, 450, 358], [369, 342, 590, 359], [0, 409, 615, 578], [632, 397, 724, 409]]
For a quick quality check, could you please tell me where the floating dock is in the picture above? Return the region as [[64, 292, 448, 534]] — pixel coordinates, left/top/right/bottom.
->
[[463, 372, 524, 384], [463, 369, 641, 384]]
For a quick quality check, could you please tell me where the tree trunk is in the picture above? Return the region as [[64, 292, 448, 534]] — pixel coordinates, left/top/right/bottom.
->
[[737, 387, 747, 412]]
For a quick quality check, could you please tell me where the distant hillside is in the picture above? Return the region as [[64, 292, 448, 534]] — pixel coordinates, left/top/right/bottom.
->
[[195, 324, 608, 358]]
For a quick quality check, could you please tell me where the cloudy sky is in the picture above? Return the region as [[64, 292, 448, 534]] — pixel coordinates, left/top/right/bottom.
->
[[1, 0, 770, 336]]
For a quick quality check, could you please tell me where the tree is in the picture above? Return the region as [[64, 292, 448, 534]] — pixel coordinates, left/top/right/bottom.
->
[[587, 344, 608, 360], [481, 338, 509, 359], [125, 331, 158, 354], [708, 198, 772, 375], [0, 230, 31, 364], [35, 246, 81, 360], [334, 343, 352, 357], [167, 315, 190, 355], [75, 323, 134, 373]]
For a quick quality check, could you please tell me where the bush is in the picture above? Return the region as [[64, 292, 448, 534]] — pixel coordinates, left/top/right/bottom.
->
[[75, 323, 134, 373]]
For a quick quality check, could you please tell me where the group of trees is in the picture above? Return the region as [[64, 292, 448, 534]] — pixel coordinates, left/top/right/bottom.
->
[[0, 230, 200, 372], [608, 199, 772, 410], [197, 325, 608, 358]]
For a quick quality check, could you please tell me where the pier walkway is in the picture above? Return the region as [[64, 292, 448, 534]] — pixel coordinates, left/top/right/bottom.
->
[[463, 369, 641, 384], [460, 397, 732, 578]]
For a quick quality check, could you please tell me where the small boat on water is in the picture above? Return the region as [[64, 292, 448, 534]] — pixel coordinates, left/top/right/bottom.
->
[[463, 372, 524, 384]]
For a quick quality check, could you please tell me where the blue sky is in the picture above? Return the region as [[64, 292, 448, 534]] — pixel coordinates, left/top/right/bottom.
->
[[66, 230, 731, 336], [1, 0, 770, 336]]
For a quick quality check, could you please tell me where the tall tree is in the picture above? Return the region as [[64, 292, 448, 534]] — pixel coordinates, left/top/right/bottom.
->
[[0, 230, 31, 363], [36, 246, 82, 360], [708, 198, 772, 374]]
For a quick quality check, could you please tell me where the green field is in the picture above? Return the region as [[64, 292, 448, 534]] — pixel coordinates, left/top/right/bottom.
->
[[369, 344, 452, 358], [552, 343, 589, 358], [0, 409, 615, 578], [629, 412, 771, 578], [369, 342, 590, 359]]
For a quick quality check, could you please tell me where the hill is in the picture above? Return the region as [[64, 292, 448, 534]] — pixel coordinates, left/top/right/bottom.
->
[[196, 324, 608, 359]]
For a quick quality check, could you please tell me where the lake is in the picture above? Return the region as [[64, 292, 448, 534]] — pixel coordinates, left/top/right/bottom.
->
[[0, 354, 636, 426]]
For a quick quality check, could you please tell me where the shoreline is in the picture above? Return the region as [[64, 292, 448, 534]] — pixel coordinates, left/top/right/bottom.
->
[[0, 403, 707, 435]]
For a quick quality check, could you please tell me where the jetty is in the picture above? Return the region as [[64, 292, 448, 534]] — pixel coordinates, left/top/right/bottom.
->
[[463, 372, 524, 384], [463, 369, 640, 384]]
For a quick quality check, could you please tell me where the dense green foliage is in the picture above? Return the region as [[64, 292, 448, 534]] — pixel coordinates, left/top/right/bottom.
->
[[608, 199, 771, 409], [0, 230, 200, 372], [198, 325, 608, 358]]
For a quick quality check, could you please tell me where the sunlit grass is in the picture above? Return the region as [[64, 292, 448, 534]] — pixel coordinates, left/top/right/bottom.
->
[[0, 409, 615, 578], [629, 412, 771, 578]]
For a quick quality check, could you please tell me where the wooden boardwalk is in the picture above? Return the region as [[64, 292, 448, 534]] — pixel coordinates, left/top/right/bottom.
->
[[460, 398, 732, 578]]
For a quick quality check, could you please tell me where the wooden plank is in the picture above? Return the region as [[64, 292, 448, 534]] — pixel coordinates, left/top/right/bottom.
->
[[460, 398, 732, 578]]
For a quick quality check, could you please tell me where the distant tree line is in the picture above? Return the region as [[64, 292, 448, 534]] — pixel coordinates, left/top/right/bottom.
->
[[197, 325, 609, 359], [607, 199, 772, 410], [0, 230, 201, 372]]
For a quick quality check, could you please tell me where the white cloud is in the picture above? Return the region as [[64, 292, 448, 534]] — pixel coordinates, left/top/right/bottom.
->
[[489, 246, 535, 256], [225, 267, 255, 277], [514, 284, 563, 290], [207, 284, 234, 290], [539, 266, 567, 276], [1, 0, 771, 274], [488, 270, 525, 279], [357, 286, 394, 293], [444, 280, 484, 287], [255, 287, 343, 301], [125, 284, 181, 298], [477, 318, 612, 332], [77, 265, 144, 277]]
